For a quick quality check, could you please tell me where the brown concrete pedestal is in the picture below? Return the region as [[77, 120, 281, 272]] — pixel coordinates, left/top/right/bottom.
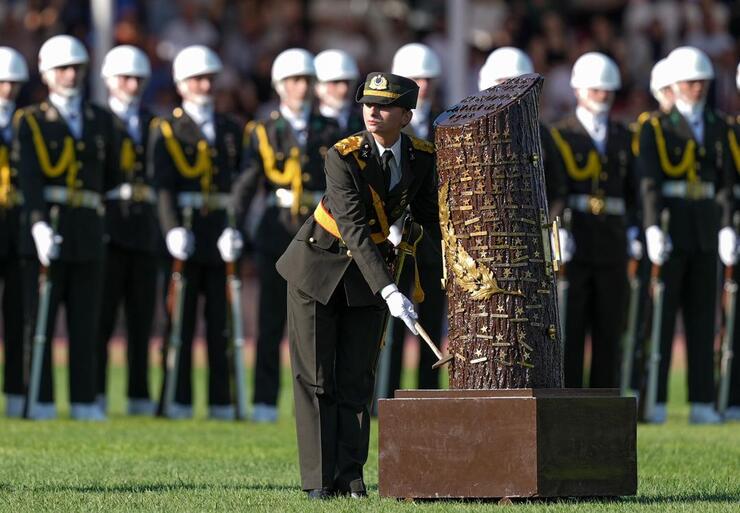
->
[[378, 389, 637, 499]]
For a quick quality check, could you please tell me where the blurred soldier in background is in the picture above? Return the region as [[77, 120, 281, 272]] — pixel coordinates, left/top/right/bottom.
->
[[150, 45, 244, 419], [639, 46, 733, 424], [550, 52, 640, 389], [314, 49, 363, 137], [96, 45, 160, 416], [0, 47, 28, 417], [238, 48, 338, 422], [16, 35, 118, 420], [380, 43, 444, 394]]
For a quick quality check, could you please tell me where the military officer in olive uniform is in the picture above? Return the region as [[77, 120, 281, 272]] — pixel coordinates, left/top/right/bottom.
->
[[640, 47, 734, 424], [549, 52, 640, 389], [96, 45, 160, 416], [380, 43, 446, 394], [150, 45, 244, 420], [314, 49, 364, 138], [276, 72, 440, 499], [16, 35, 118, 420], [0, 47, 29, 417], [237, 48, 338, 423]]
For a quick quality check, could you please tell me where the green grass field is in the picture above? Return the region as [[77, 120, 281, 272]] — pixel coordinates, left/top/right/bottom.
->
[[0, 363, 738, 513]]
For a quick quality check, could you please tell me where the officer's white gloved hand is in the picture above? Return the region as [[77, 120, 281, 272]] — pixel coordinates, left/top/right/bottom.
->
[[627, 226, 643, 260], [645, 225, 672, 265], [388, 223, 402, 247], [166, 227, 194, 261], [718, 226, 738, 266], [31, 221, 62, 267], [217, 227, 243, 263], [381, 284, 418, 335], [553, 228, 575, 263]]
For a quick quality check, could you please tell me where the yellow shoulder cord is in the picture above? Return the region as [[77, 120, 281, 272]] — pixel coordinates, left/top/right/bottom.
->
[[253, 122, 302, 217], [0, 146, 10, 206], [650, 117, 696, 180], [120, 137, 136, 180], [729, 128, 740, 175], [550, 127, 601, 182], [397, 227, 425, 303], [24, 112, 79, 191], [159, 119, 212, 195], [632, 111, 652, 157]]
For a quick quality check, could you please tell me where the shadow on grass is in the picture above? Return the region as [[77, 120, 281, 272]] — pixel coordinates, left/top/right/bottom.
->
[[408, 493, 738, 505], [0, 482, 296, 494]]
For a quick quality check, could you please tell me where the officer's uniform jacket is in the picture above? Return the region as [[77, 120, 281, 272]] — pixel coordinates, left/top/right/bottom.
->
[[726, 113, 740, 213], [0, 119, 21, 259], [149, 107, 243, 264], [639, 106, 733, 252], [276, 130, 440, 307], [14, 100, 118, 261], [104, 106, 160, 254], [550, 114, 638, 264], [236, 110, 338, 255]]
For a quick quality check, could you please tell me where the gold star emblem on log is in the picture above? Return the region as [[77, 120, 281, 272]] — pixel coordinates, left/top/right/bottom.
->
[[497, 305, 505, 313]]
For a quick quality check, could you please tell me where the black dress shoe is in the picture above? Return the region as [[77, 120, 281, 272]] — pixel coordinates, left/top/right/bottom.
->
[[348, 489, 368, 499], [307, 487, 333, 500], [335, 478, 367, 498]]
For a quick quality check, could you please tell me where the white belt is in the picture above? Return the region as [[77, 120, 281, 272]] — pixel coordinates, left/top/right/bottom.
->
[[266, 188, 324, 209], [177, 192, 232, 210], [662, 181, 715, 200], [567, 194, 626, 216], [106, 183, 156, 204], [44, 186, 102, 209]]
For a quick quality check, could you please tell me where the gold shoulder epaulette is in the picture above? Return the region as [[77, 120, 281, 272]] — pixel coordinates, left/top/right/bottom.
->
[[334, 135, 363, 156], [410, 136, 435, 153], [637, 111, 652, 125], [243, 120, 259, 144]]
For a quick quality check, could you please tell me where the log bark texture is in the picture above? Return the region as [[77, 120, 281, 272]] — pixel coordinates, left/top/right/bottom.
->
[[434, 74, 563, 389]]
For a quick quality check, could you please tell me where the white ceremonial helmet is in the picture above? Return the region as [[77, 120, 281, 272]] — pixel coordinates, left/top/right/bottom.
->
[[271, 48, 316, 85], [478, 47, 533, 90], [172, 45, 223, 83], [391, 43, 441, 79], [101, 45, 151, 79], [314, 49, 359, 83], [570, 52, 621, 90], [666, 46, 714, 83], [38, 35, 89, 73], [0, 47, 29, 82]]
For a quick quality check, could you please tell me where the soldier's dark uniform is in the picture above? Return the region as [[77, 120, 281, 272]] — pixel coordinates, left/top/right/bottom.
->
[[237, 109, 338, 412], [550, 114, 639, 388], [724, 113, 740, 413], [384, 107, 445, 395], [639, 106, 733, 405], [96, 105, 160, 411], [15, 99, 118, 409], [318, 104, 364, 138], [276, 73, 440, 496], [0, 109, 26, 411], [149, 106, 243, 415]]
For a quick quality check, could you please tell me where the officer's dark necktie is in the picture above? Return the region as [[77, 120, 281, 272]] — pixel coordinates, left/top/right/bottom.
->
[[382, 149, 393, 193]]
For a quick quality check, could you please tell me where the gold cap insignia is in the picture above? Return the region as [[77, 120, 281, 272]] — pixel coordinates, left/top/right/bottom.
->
[[368, 74, 388, 91]]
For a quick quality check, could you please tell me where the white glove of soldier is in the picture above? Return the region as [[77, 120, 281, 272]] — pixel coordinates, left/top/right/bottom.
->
[[381, 284, 418, 335], [553, 228, 575, 263], [388, 223, 403, 247], [645, 225, 672, 265], [166, 227, 194, 261], [627, 226, 643, 260], [718, 226, 738, 266], [31, 221, 62, 267], [217, 227, 243, 263]]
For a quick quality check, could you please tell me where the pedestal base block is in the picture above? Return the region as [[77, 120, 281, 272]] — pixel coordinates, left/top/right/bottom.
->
[[378, 389, 636, 499]]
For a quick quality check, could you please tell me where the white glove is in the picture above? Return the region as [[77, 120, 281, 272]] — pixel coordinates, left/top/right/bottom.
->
[[627, 226, 643, 260], [388, 223, 402, 247], [645, 225, 672, 266], [381, 284, 418, 335], [554, 228, 575, 263], [718, 226, 738, 266], [31, 221, 62, 267], [217, 227, 243, 263], [166, 227, 194, 261]]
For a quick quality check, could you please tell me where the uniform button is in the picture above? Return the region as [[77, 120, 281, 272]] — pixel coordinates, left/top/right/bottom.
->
[[275, 152, 284, 160], [210, 149, 218, 157], [213, 166, 219, 174], [134, 162, 143, 171], [369, 219, 376, 226], [301, 156, 309, 164], [302, 173, 311, 181], [575, 153, 583, 160], [309, 237, 316, 243], [76, 141, 85, 151], [76, 161, 83, 168], [699, 147, 706, 157], [299, 206, 309, 215], [50, 141, 58, 149], [136, 145, 144, 153], [600, 173, 608, 180], [347, 250, 352, 257]]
